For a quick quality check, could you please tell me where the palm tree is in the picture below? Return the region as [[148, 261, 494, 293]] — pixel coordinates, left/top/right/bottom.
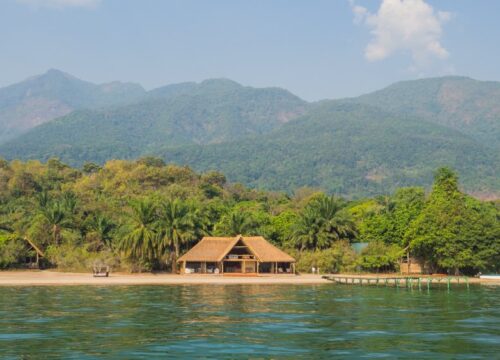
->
[[36, 190, 50, 208], [119, 199, 158, 262], [292, 195, 356, 251], [61, 191, 78, 215], [85, 213, 115, 251], [216, 210, 253, 236], [317, 196, 357, 241], [39, 201, 71, 245], [291, 206, 328, 250], [157, 199, 197, 273]]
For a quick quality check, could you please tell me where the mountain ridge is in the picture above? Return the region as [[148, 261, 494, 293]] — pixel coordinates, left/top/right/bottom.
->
[[349, 76, 500, 148], [0, 69, 147, 143], [0, 71, 498, 198], [157, 101, 499, 197]]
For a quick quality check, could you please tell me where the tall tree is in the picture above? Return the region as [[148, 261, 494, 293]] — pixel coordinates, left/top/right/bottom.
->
[[157, 199, 197, 273], [39, 201, 71, 245], [215, 210, 254, 236], [85, 213, 115, 251], [404, 168, 499, 275], [119, 199, 158, 264], [292, 195, 356, 250], [360, 187, 425, 253]]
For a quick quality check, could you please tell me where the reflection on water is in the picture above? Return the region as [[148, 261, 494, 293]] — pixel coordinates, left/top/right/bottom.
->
[[0, 285, 499, 358]]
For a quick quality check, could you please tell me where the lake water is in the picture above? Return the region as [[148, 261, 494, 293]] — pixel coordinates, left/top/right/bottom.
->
[[0, 284, 499, 359]]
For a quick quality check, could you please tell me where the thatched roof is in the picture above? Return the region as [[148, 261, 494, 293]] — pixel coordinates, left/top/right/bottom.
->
[[242, 236, 295, 262], [178, 237, 239, 262], [178, 235, 295, 263]]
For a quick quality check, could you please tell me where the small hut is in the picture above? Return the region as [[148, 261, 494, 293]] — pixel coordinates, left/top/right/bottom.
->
[[178, 235, 295, 275]]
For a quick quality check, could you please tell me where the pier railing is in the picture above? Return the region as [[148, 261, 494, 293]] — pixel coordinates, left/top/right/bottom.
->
[[322, 275, 470, 290]]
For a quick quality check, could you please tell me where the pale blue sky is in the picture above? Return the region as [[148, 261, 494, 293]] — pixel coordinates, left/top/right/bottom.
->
[[1, 0, 499, 100]]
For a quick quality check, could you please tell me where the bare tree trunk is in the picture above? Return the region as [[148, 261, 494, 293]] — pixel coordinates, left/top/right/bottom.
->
[[170, 244, 178, 274], [53, 225, 61, 245]]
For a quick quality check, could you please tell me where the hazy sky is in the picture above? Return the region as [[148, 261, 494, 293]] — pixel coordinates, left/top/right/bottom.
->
[[1, 0, 499, 100]]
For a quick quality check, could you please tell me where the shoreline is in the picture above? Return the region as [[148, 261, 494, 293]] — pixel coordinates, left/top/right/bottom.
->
[[1, 270, 499, 287], [0, 270, 329, 286]]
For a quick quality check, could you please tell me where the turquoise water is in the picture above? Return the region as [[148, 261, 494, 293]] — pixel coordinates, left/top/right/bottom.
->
[[0, 284, 499, 359]]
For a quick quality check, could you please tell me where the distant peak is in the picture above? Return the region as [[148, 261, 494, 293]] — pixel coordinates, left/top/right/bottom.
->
[[35, 69, 83, 83], [199, 78, 242, 89], [45, 68, 65, 75], [44, 68, 73, 78]]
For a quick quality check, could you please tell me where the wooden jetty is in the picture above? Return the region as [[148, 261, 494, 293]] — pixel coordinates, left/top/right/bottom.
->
[[322, 275, 471, 290]]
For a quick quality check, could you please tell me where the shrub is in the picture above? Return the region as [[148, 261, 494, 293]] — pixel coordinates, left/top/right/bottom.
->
[[289, 240, 358, 274], [45, 244, 119, 272], [358, 241, 403, 272], [0, 237, 30, 269]]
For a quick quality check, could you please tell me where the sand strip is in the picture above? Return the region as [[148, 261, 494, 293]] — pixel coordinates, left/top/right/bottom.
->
[[0, 271, 329, 286], [1, 271, 498, 286]]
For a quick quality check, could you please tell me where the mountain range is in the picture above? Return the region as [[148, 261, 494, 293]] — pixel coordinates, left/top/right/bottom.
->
[[0, 69, 147, 143], [0, 70, 498, 198]]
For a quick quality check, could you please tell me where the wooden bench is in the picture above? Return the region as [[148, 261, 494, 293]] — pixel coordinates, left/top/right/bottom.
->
[[93, 265, 110, 277]]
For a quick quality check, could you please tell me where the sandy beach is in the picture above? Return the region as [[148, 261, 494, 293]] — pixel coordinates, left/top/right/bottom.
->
[[0, 271, 330, 286], [1, 271, 499, 286]]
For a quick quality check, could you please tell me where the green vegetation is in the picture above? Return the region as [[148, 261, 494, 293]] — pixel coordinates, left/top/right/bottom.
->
[[0, 78, 306, 163], [161, 102, 499, 197], [353, 76, 500, 148], [0, 158, 498, 275], [1, 75, 499, 198]]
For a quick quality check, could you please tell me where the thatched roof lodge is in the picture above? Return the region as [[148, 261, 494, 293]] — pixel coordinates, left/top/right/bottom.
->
[[178, 235, 296, 275]]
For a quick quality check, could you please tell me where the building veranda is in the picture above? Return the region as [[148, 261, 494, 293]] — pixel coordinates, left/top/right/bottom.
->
[[178, 235, 296, 275]]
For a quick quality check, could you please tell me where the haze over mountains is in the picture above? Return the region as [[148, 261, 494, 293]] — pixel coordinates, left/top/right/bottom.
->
[[0, 69, 147, 143], [0, 70, 498, 198]]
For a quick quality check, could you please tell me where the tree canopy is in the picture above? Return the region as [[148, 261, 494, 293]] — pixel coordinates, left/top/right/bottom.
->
[[0, 159, 497, 275]]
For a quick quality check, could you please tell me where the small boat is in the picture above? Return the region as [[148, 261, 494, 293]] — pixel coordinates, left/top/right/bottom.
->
[[479, 274, 500, 280]]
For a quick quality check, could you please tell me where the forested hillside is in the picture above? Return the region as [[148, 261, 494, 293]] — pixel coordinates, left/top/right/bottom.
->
[[353, 76, 500, 148], [0, 78, 306, 162], [0, 72, 499, 198], [160, 102, 499, 197], [0, 69, 147, 143]]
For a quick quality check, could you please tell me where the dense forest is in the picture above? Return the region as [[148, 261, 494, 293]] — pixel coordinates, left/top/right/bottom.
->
[[1, 71, 499, 198], [160, 102, 499, 197], [0, 158, 498, 275]]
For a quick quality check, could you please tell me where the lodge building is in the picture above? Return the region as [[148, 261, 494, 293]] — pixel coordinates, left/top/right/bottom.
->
[[178, 235, 296, 275]]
